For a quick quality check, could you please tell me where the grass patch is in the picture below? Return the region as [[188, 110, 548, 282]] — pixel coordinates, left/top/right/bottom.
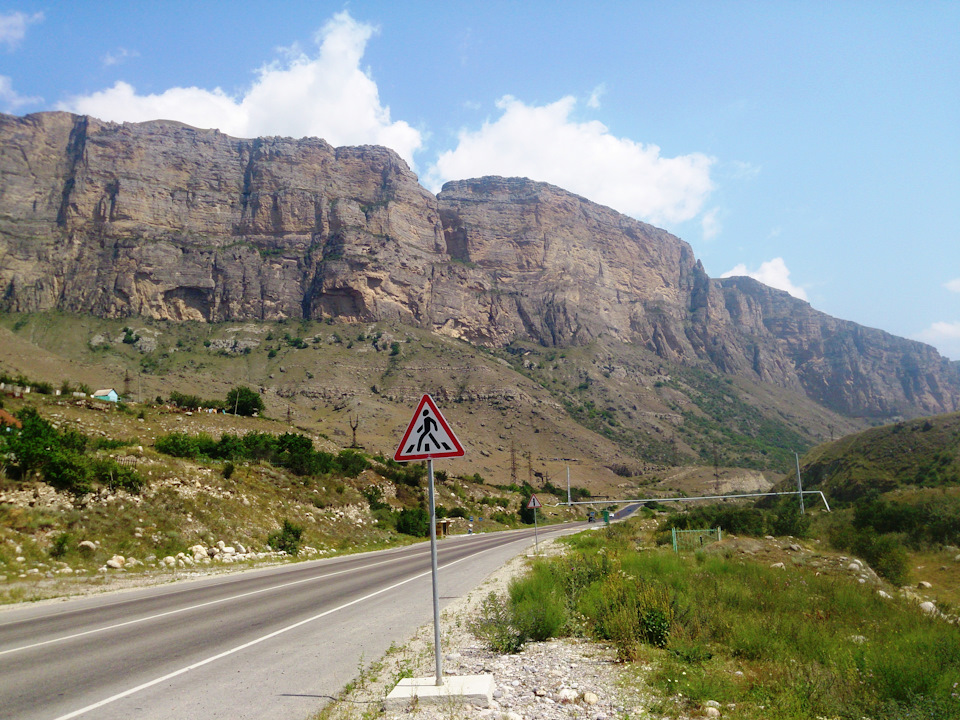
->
[[473, 521, 960, 719]]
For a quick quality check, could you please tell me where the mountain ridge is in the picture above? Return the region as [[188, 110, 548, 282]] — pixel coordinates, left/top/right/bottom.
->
[[1, 110, 957, 422]]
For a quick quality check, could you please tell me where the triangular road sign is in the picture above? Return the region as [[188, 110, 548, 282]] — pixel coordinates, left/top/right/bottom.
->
[[395, 394, 465, 461], [526, 494, 542, 509]]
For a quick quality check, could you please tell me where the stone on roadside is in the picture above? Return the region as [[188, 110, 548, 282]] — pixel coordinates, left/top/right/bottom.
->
[[583, 691, 599, 705], [919, 601, 937, 614], [105, 555, 125, 569], [78, 540, 97, 553]]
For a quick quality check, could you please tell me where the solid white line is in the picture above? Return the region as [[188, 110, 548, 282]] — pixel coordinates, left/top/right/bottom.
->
[[49, 548, 490, 720], [0, 552, 420, 658]]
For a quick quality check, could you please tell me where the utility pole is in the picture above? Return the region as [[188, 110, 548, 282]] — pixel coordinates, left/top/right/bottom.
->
[[566, 465, 571, 505], [510, 441, 518, 484]]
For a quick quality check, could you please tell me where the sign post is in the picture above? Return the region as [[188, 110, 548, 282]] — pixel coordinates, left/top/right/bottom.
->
[[527, 494, 542, 554], [395, 394, 464, 686]]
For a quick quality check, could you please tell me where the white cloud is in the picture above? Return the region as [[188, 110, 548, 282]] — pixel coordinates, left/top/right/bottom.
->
[[586, 83, 606, 109], [0, 10, 42, 49], [915, 321, 960, 360], [0, 75, 41, 111], [102, 47, 139, 67], [944, 278, 960, 293], [721, 257, 808, 301], [425, 95, 714, 226], [701, 207, 721, 241], [57, 11, 422, 166]]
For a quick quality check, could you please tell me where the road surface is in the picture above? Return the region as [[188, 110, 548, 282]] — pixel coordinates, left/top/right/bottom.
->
[[0, 523, 587, 720]]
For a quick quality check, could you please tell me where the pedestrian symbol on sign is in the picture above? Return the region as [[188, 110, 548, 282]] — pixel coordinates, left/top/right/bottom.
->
[[410, 409, 449, 454]]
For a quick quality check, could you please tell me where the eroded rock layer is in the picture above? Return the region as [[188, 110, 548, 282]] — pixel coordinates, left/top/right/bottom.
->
[[1, 112, 957, 419]]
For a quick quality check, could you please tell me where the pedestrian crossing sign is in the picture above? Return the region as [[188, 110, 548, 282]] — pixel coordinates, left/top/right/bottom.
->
[[394, 394, 465, 461]]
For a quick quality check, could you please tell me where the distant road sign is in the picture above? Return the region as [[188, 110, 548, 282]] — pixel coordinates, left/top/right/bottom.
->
[[395, 394, 465, 461], [526, 495, 542, 509]]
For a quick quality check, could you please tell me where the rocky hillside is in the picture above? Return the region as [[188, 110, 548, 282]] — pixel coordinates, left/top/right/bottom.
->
[[1, 111, 957, 420]]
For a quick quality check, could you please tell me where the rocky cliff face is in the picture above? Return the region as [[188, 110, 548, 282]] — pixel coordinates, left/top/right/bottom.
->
[[2, 111, 958, 419]]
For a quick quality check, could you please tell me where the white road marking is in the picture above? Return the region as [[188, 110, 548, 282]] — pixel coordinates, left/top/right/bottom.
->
[[0, 552, 420, 657], [49, 544, 502, 720]]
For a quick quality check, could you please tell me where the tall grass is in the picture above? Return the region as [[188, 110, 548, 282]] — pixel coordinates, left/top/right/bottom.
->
[[473, 526, 960, 719]]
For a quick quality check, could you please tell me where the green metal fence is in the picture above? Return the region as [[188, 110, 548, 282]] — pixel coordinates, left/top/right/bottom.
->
[[671, 526, 722, 552]]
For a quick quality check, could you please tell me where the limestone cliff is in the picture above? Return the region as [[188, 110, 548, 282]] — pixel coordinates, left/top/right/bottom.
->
[[1, 111, 957, 420]]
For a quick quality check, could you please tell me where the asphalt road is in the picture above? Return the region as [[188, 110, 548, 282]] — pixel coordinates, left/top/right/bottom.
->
[[0, 522, 587, 720]]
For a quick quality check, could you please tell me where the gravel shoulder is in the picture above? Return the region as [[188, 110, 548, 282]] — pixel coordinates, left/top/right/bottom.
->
[[313, 537, 654, 720]]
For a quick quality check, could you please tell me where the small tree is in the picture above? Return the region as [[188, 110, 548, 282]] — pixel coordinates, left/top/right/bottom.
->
[[396, 507, 430, 537], [518, 495, 537, 525], [227, 386, 264, 416]]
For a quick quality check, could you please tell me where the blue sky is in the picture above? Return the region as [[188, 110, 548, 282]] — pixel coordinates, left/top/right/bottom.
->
[[2, 2, 958, 358]]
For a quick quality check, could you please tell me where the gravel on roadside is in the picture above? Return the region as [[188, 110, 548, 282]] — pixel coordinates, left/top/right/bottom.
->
[[313, 538, 657, 720]]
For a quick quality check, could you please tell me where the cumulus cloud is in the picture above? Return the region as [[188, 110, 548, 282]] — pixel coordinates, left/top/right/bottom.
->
[[425, 95, 714, 226], [945, 277, 960, 293], [0, 10, 42, 49], [0, 75, 41, 112], [57, 11, 422, 165], [721, 257, 808, 301], [915, 322, 960, 360]]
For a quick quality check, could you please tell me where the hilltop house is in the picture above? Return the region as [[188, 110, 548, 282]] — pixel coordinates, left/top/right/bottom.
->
[[92, 388, 120, 403]]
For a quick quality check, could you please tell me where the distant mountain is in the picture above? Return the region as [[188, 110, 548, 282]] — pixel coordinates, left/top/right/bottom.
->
[[2, 111, 958, 422]]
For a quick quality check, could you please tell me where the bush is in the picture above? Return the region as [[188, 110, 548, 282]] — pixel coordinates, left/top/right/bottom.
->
[[335, 449, 369, 477], [49, 532, 72, 559], [469, 592, 525, 653], [44, 450, 92, 496], [371, 507, 397, 530], [396, 507, 429, 537], [268, 519, 303, 555], [508, 567, 567, 642], [226, 386, 264, 416], [155, 432, 200, 458]]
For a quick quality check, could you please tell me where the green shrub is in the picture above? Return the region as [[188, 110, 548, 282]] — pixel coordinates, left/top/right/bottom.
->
[[371, 507, 397, 530], [362, 486, 389, 511], [44, 451, 92, 496], [508, 567, 567, 642], [225, 386, 264, 416], [268, 519, 303, 555], [469, 592, 525, 653], [396, 507, 429, 537], [335, 449, 369, 477], [155, 432, 200, 458], [49, 532, 72, 559]]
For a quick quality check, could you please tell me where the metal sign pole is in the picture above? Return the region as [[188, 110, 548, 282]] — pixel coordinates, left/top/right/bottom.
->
[[533, 506, 539, 554], [428, 458, 443, 685]]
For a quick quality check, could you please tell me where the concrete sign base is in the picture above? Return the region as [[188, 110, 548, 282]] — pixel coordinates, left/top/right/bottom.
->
[[385, 674, 495, 710]]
